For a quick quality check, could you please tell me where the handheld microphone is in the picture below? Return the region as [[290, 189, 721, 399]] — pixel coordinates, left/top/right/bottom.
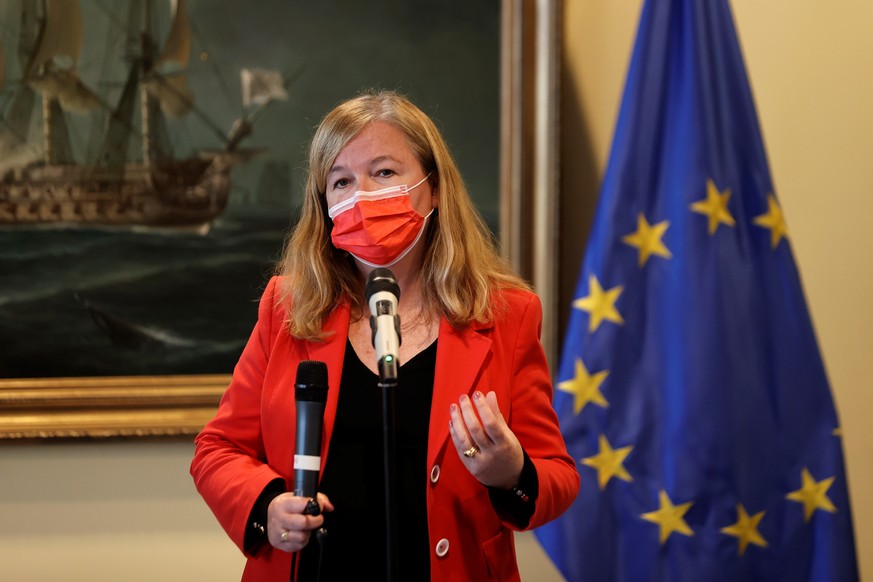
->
[[365, 268, 402, 383], [294, 360, 328, 511]]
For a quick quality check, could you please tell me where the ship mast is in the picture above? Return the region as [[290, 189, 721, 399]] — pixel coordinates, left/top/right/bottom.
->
[[41, 66, 57, 164], [140, 0, 156, 165], [98, 0, 179, 170], [22, 0, 96, 167], [137, 0, 191, 166], [30, 0, 78, 165], [0, 1, 39, 157], [32, 0, 56, 165]]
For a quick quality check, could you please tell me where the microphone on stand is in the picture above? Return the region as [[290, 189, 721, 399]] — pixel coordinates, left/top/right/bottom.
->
[[294, 360, 328, 514], [366, 268, 402, 581], [365, 268, 402, 383]]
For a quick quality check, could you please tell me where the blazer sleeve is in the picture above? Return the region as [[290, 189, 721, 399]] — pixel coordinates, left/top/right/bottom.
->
[[190, 276, 288, 555], [503, 290, 580, 530]]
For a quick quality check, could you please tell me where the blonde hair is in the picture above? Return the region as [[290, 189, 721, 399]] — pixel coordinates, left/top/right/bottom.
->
[[277, 89, 529, 340]]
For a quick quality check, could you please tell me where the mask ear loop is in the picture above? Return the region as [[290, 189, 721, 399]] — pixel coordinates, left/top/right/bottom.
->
[[406, 173, 432, 192]]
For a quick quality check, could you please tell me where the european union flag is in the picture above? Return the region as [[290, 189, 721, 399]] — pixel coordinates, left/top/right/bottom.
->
[[534, 0, 859, 580]]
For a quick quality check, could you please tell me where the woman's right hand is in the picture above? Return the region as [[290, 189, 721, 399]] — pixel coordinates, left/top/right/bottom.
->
[[267, 492, 333, 552]]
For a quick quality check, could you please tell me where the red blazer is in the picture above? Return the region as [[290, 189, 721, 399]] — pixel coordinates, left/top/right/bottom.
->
[[191, 276, 579, 581]]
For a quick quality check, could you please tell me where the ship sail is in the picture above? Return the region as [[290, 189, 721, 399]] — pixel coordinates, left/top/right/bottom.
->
[[0, 4, 38, 167], [149, 0, 193, 117], [156, 0, 190, 69], [148, 72, 194, 117], [25, 0, 82, 76], [24, 0, 99, 114]]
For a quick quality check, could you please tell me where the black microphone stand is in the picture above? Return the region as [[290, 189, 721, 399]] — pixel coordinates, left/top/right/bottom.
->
[[378, 360, 399, 582], [367, 268, 402, 582]]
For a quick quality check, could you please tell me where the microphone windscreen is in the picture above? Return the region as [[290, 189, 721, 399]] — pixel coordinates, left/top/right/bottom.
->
[[295, 360, 328, 402], [366, 268, 401, 301]]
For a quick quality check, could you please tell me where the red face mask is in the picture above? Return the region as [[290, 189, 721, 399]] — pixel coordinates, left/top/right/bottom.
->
[[328, 175, 433, 268]]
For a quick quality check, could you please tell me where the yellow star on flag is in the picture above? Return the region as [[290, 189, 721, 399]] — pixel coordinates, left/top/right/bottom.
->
[[786, 468, 837, 522], [720, 504, 768, 556], [572, 275, 624, 332], [557, 358, 609, 414], [690, 179, 736, 235], [641, 490, 695, 544], [753, 194, 789, 248], [582, 434, 633, 489], [621, 213, 672, 266]]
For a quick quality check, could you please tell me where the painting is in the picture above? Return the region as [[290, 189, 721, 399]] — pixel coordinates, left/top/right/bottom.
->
[[0, 0, 546, 439]]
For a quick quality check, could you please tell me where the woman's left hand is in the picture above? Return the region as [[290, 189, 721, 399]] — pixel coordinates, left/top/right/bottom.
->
[[449, 390, 524, 489]]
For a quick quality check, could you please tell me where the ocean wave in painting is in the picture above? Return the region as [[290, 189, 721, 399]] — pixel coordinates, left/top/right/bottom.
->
[[0, 210, 292, 378]]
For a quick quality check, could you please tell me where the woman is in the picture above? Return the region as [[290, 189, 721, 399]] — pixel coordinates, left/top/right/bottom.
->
[[191, 90, 580, 581]]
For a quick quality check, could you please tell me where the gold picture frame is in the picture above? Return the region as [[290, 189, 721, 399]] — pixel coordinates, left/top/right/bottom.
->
[[0, 0, 558, 441], [0, 374, 229, 439]]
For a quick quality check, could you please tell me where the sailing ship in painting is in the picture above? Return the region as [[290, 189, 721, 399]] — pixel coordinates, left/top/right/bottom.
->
[[0, 0, 288, 232]]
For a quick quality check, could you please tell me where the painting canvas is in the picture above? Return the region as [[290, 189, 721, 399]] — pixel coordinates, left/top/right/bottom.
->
[[0, 0, 501, 384]]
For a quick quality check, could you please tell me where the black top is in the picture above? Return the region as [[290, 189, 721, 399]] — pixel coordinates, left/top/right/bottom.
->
[[297, 338, 436, 581]]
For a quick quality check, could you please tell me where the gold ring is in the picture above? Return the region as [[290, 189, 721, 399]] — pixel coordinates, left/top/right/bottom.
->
[[463, 446, 479, 458], [280, 530, 289, 543]]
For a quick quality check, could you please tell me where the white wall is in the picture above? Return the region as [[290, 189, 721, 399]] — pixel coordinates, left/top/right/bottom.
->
[[0, 441, 562, 581], [0, 441, 242, 581]]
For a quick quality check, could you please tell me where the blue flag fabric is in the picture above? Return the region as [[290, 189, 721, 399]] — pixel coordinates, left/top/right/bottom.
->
[[533, 0, 859, 580]]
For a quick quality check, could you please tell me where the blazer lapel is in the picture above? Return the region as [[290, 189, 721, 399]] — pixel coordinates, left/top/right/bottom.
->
[[427, 318, 492, 466]]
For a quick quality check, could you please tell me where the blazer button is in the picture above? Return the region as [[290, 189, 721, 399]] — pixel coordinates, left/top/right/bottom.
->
[[430, 464, 440, 483], [435, 538, 450, 557]]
